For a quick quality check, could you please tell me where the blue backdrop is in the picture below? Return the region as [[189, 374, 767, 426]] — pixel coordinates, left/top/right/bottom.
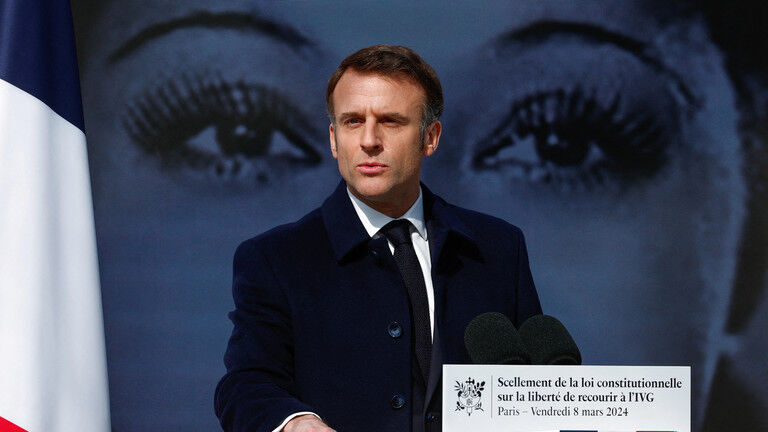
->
[[71, 1, 768, 430]]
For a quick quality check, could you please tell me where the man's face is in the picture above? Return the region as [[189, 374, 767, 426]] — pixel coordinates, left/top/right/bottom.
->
[[329, 70, 438, 209]]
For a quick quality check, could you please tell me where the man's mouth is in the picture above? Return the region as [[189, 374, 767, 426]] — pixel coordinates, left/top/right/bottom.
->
[[357, 162, 388, 174]]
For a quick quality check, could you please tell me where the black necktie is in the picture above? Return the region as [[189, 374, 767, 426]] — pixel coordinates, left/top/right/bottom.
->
[[380, 219, 432, 382]]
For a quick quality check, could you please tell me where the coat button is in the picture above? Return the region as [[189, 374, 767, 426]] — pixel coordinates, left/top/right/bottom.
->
[[370, 249, 381, 263], [426, 412, 439, 423], [387, 321, 402, 338], [390, 394, 406, 409]]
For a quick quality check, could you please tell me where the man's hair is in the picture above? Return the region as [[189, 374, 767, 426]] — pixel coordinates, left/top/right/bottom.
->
[[325, 45, 444, 135]]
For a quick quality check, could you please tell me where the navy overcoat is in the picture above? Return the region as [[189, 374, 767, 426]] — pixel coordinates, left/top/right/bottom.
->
[[214, 181, 542, 432]]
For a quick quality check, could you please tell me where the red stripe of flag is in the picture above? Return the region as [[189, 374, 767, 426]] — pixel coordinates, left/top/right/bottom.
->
[[0, 417, 27, 432]]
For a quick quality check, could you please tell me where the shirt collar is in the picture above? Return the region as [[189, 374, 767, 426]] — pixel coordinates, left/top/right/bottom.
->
[[347, 186, 428, 241]]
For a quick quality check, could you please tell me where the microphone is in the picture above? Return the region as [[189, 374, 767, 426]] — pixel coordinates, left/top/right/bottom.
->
[[518, 314, 581, 365], [464, 312, 530, 364]]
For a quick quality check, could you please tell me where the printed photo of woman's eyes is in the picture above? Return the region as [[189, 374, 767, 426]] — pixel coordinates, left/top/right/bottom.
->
[[466, 20, 697, 192], [70, 1, 768, 430], [472, 86, 678, 190], [124, 73, 324, 184]]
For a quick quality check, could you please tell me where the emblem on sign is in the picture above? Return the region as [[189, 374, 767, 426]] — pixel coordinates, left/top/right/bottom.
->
[[454, 378, 485, 415]]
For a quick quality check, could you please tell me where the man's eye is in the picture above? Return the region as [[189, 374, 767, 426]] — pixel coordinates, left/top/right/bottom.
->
[[124, 73, 323, 184], [381, 118, 402, 126], [472, 87, 676, 190]]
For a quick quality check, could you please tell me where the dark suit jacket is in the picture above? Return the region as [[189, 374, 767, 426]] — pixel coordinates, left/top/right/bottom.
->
[[214, 181, 542, 432]]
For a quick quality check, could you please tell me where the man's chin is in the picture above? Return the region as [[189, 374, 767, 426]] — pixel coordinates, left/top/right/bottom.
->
[[347, 177, 393, 199], [349, 186, 392, 204]]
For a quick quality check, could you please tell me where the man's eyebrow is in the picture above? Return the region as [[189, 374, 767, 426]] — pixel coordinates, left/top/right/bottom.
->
[[498, 20, 697, 105], [336, 112, 359, 121], [107, 10, 313, 64]]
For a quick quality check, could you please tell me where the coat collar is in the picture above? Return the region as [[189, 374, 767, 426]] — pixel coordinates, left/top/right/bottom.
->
[[321, 180, 476, 262]]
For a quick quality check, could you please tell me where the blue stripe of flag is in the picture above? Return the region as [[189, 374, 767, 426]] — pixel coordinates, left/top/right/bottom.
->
[[0, 0, 85, 131]]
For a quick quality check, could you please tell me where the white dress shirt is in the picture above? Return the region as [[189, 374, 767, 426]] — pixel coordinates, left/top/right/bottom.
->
[[274, 186, 436, 431]]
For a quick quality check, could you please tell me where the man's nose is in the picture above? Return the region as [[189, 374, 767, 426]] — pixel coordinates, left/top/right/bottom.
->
[[360, 120, 381, 151]]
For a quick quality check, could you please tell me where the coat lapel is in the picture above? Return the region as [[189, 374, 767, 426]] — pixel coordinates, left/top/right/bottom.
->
[[321, 180, 372, 263]]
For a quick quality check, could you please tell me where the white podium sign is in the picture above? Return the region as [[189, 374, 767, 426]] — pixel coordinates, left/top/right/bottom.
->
[[443, 365, 689, 432]]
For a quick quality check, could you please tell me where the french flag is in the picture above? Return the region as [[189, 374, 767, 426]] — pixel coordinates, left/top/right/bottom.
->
[[0, 1, 110, 431]]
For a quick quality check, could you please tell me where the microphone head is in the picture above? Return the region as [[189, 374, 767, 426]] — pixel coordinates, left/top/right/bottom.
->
[[464, 312, 530, 364], [519, 314, 581, 365]]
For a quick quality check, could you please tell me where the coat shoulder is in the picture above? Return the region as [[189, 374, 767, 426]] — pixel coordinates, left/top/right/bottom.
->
[[441, 198, 525, 240]]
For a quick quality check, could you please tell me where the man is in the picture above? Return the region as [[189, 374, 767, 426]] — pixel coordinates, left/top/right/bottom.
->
[[214, 45, 542, 432]]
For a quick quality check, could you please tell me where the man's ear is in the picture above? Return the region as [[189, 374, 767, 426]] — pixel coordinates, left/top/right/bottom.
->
[[423, 120, 442, 157], [329, 123, 338, 159]]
